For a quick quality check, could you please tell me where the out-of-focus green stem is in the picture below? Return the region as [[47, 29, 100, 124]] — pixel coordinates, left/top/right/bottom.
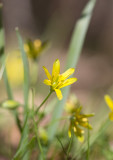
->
[[35, 91, 53, 114], [86, 128, 90, 160], [16, 29, 30, 160]]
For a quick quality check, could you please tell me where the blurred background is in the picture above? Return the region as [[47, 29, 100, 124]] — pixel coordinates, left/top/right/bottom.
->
[[0, 0, 113, 159]]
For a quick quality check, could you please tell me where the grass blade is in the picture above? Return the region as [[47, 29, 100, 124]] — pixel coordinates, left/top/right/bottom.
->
[[16, 28, 29, 108], [16, 29, 30, 159]]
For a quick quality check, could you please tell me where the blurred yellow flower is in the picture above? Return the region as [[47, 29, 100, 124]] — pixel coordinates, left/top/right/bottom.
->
[[65, 94, 79, 113], [104, 95, 113, 121], [43, 59, 77, 100], [24, 39, 49, 60], [68, 106, 94, 142], [6, 50, 24, 86]]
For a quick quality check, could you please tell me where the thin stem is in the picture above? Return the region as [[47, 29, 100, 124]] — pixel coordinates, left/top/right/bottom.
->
[[3, 68, 13, 99], [15, 111, 22, 132], [56, 136, 68, 158], [66, 135, 73, 160], [31, 88, 44, 160], [33, 118, 45, 160], [86, 128, 90, 160], [35, 91, 53, 114]]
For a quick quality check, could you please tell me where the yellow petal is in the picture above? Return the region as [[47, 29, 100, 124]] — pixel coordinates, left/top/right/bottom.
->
[[55, 89, 63, 100], [78, 136, 84, 142], [109, 112, 113, 121], [43, 79, 51, 86], [52, 59, 60, 78], [61, 68, 75, 80], [34, 39, 42, 48], [43, 66, 51, 80], [60, 78, 77, 89], [24, 44, 29, 52], [104, 95, 113, 111]]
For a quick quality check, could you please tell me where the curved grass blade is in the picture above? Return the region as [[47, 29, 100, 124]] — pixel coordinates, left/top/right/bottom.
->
[[16, 28, 29, 109], [16, 29, 30, 160]]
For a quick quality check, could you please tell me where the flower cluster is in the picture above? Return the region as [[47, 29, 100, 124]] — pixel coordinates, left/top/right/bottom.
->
[[24, 39, 48, 60], [104, 95, 113, 121], [65, 95, 94, 142], [68, 106, 93, 142], [43, 59, 77, 100]]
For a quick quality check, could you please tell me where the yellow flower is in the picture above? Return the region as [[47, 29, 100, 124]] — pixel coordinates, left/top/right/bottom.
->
[[24, 39, 49, 60], [43, 59, 77, 100], [65, 94, 79, 113], [68, 106, 94, 142], [6, 50, 24, 86], [104, 95, 113, 121]]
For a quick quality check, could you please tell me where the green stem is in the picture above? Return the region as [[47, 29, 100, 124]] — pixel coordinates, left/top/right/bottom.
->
[[16, 29, 30, 160], [56, 136, 68, 158], [31, 88, 44, 160], [33, 118, 45, 160], [66, 136, 73, 160], [87, 128, 90, 160], [15, 111, 22, 132], [35, 91, 53, 114], [3, 68, 13, 99]]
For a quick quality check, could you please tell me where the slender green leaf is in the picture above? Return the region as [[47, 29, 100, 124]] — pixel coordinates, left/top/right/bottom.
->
[[13, 136, 36, 160], [12, 113, 29, 160], [16, 28, 29, 108], [16, 29, 30, 160]]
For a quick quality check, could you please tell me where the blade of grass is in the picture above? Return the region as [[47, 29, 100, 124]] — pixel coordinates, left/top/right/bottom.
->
[[16, 29, 30, 160], [12, 114, 36, 160], [56, 136, 68, 158], [16, 28, 29, 109], [47, 0, 97, 141]]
